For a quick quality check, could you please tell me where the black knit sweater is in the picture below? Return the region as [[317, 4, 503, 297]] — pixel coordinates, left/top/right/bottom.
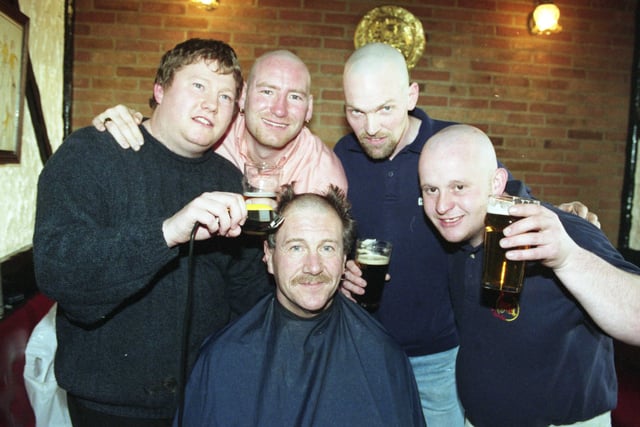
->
[[33, 126, 272, 419]]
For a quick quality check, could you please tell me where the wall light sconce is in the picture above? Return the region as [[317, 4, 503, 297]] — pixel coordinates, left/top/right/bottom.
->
[[528, 1, 562, 35], [193, 0, 219, 11]]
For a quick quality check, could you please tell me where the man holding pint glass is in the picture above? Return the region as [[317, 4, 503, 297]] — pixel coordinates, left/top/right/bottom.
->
[[418, 124, 640, 427]]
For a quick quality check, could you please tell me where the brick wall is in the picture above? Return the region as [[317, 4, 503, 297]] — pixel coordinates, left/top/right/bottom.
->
[[71, 0, 637, 244]]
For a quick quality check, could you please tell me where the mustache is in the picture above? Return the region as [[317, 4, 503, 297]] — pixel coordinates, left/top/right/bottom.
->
[[293, 273, 333, 285]]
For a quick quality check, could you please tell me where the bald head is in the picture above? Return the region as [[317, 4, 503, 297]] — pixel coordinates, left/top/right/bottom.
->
[[241, 50, 313, 151], [342, 43, 419, 160], [418, 124, 508, 246], [344, 43, 409, 89], [421, 124, 498, 178], [248, 50, 310, 94]]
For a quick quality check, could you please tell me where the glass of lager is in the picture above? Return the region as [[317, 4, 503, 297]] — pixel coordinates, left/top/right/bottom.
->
[[242, 162, 281, 235], [482, 195, 540, 293], [354, 239, 393, 312]]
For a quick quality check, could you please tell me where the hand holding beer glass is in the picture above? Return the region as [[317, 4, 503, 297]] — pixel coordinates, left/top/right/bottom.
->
[[354, 239, 393, 312], [242, 162, 282, 235], [482, 195, 540, 293]]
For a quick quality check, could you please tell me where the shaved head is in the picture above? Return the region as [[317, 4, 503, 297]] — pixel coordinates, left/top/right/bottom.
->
[[248, 50, 310, 94], [418, 124, 508, 246], [342, 43, 419, 160], [241, 49, 313, 154], [421, 124, 499, 183], [344, 43, 409, 89]]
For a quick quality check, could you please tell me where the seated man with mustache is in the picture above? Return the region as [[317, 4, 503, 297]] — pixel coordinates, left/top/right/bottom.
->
[[177, 185, 426, 427]]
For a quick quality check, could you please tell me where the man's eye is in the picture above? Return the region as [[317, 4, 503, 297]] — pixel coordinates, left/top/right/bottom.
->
[[193, 82, 204, 90], [455, 185, 465, 191], [320, 245, 336, 254]]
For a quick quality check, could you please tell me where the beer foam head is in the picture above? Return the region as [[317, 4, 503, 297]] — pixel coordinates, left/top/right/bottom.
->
[[356, 239, 392, 263], [486, 196, 515, 216], [487, 195, 539, 215], [244, 191, 277, 198], [356, 252, 390, 265]]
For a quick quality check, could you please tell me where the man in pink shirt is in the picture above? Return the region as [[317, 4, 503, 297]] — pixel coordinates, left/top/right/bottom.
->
[[93, 50, 347, 195]]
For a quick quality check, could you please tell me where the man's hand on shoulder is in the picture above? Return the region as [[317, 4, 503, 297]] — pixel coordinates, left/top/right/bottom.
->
[[92, 104, 145, 151], [557, 200, 600, 229]]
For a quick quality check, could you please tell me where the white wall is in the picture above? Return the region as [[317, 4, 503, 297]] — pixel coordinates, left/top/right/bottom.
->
[[0, 0, 64, 262]]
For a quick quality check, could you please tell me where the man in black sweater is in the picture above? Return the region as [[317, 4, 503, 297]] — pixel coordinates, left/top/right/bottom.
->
[[33, 39, 272, 427]]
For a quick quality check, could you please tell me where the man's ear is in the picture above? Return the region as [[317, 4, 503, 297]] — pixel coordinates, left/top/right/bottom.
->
[[493, 168, 509, 195], [263, 240, 274, 275], [407, 82, 420, 111], [239, 82, 247, 112], [153, 83, 164, 105], [305, 94, 314, 123]]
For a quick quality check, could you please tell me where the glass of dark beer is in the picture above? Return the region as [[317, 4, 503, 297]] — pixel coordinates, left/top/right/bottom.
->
[[482, 195, 540, 293], [242, 162, 281, 235], [354, 239, 392, 312]]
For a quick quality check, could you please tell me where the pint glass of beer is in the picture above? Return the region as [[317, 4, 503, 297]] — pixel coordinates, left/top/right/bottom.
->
[[482, 195, 540, 293], [242, 162, 281, 235], [354, 239, 393, 312]]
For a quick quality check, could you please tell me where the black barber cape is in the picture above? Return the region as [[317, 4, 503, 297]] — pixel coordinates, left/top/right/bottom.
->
[[176, 292, 426, 427]]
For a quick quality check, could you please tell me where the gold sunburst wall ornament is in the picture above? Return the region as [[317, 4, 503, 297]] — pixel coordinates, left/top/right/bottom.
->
[[354, 6, 426, 69]]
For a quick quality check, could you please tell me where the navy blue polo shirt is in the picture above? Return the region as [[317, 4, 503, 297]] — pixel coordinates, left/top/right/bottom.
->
[[450, 204, 639, 427], [334, 108, 458, 356]]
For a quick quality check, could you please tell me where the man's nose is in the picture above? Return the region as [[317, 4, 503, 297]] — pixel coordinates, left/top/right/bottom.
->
[[436, 193, 453, 214], [270, 95, 287, 117], [364, 113, 380, 135], [201, 95, 218, 112], [302, 252, 322, 275]]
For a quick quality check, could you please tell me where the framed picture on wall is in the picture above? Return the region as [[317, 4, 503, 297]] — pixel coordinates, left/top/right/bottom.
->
[[0, 0, 29, 164]]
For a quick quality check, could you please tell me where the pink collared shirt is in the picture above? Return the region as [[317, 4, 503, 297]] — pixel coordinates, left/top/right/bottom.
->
[[215, 115, 348, 195]]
